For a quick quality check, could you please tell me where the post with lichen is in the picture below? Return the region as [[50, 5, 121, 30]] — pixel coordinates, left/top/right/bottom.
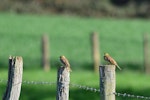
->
[[56, 66, 70, 100], [3, 56, 23, 100], [91, 32, 100, 73], [100, 65, 116, 100]]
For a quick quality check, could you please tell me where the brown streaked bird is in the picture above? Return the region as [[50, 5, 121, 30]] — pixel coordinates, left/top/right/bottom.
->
[[60, 55, 72, 72], [104, 53, 121, 70]]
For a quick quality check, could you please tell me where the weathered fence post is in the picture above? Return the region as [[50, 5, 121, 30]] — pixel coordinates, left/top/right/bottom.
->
[[3, 56, 23, 100], [100, 65, 116, 100], [42, 34, 50, 71], [143, 33, 150, 74], [56, 66, 70, 100], [91, 32, 100, 73]]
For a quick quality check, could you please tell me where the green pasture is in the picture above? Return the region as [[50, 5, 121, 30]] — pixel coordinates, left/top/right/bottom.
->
[[0, 70, 150, 100], [0, 12, 150, 70], [0, 12, 150, 99]]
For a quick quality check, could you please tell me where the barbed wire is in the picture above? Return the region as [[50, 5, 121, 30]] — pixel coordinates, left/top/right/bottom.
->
[[22, 80, 56, 85], [0, 79, 56, 85], [0, 79, 150, 99], [70, 83, 100, 92], [114, 92, 150, 100]]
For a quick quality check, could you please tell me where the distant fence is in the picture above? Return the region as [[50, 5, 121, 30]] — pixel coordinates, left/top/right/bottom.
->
[[41, 33, 150, 74], [91, 32, 100, 73], [41, 34, 50, 71], [2, 56, 150, 100], [40, 33, 101, 72], [143, 33, 150, 74]]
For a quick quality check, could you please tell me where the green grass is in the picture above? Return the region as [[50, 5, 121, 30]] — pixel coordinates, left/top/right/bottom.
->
[[0, 70, 150, 100], [0, 12, 150, 99], [0, 12, 150, 70]]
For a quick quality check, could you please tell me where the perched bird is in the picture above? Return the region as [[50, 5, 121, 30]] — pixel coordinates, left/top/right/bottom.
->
[[60, 55, 72, 72], [104, 53, 121, 70]]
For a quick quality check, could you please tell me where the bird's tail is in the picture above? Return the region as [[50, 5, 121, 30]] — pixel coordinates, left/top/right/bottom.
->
[[116, 65, 121, 70]]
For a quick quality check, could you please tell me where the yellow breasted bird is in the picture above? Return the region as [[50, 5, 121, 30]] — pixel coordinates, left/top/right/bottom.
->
[[60, 55, 72, 72], [104, 53, 121, 70]]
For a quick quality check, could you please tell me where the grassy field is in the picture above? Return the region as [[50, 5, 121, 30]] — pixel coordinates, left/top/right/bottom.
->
[[0, 12, 150, 99], [0, 70, 150, 100], [0, 12, 150, 70]]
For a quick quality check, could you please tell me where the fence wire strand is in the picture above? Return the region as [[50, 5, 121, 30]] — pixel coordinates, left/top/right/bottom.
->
[[22, 80, 56, 85], [114, 92, 150, 100], [0, 79, 150, 99], [70, 83, 100, 92], [0, 79, 56, 86]]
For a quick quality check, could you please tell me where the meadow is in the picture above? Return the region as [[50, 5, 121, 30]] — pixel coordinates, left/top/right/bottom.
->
[[0, 70, 150, 100], [0, 12, 150, 100]]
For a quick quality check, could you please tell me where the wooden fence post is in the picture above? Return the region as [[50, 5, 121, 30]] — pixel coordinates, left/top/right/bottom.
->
[[143, 33, 150, 74], [3, 56, 23, 100], [56, 66, 70, 100], [91, 32, 100, 73], [99, 65, 116, 100], [42, 34, 50, 71]]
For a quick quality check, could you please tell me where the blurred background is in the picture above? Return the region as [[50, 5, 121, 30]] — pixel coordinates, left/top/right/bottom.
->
[[0, 0, 150, 18], [0, 0, 150, 100]]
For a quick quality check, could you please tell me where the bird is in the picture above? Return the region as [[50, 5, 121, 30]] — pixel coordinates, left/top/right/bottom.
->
[[104, 53, 121, 70], [60, 55, 72, 72]]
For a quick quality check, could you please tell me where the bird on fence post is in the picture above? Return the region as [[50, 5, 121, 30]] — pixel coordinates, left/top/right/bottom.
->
[[104, 53, 121, 70], [60, 55, 72, 72]]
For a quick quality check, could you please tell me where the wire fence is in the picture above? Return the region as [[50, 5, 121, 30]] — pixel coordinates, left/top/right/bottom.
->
[[0, 79, 150, 99], [114, 92, 150, 100]]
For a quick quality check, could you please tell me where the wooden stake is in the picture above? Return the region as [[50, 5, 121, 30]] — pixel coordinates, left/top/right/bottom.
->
[[91, 32, 100, 73], [42, 34, 50, 71], [3, 56, 23, 100], [100, 65, 116, 100], [56, 66, 70, 100], [143, 33, 150, 74]]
